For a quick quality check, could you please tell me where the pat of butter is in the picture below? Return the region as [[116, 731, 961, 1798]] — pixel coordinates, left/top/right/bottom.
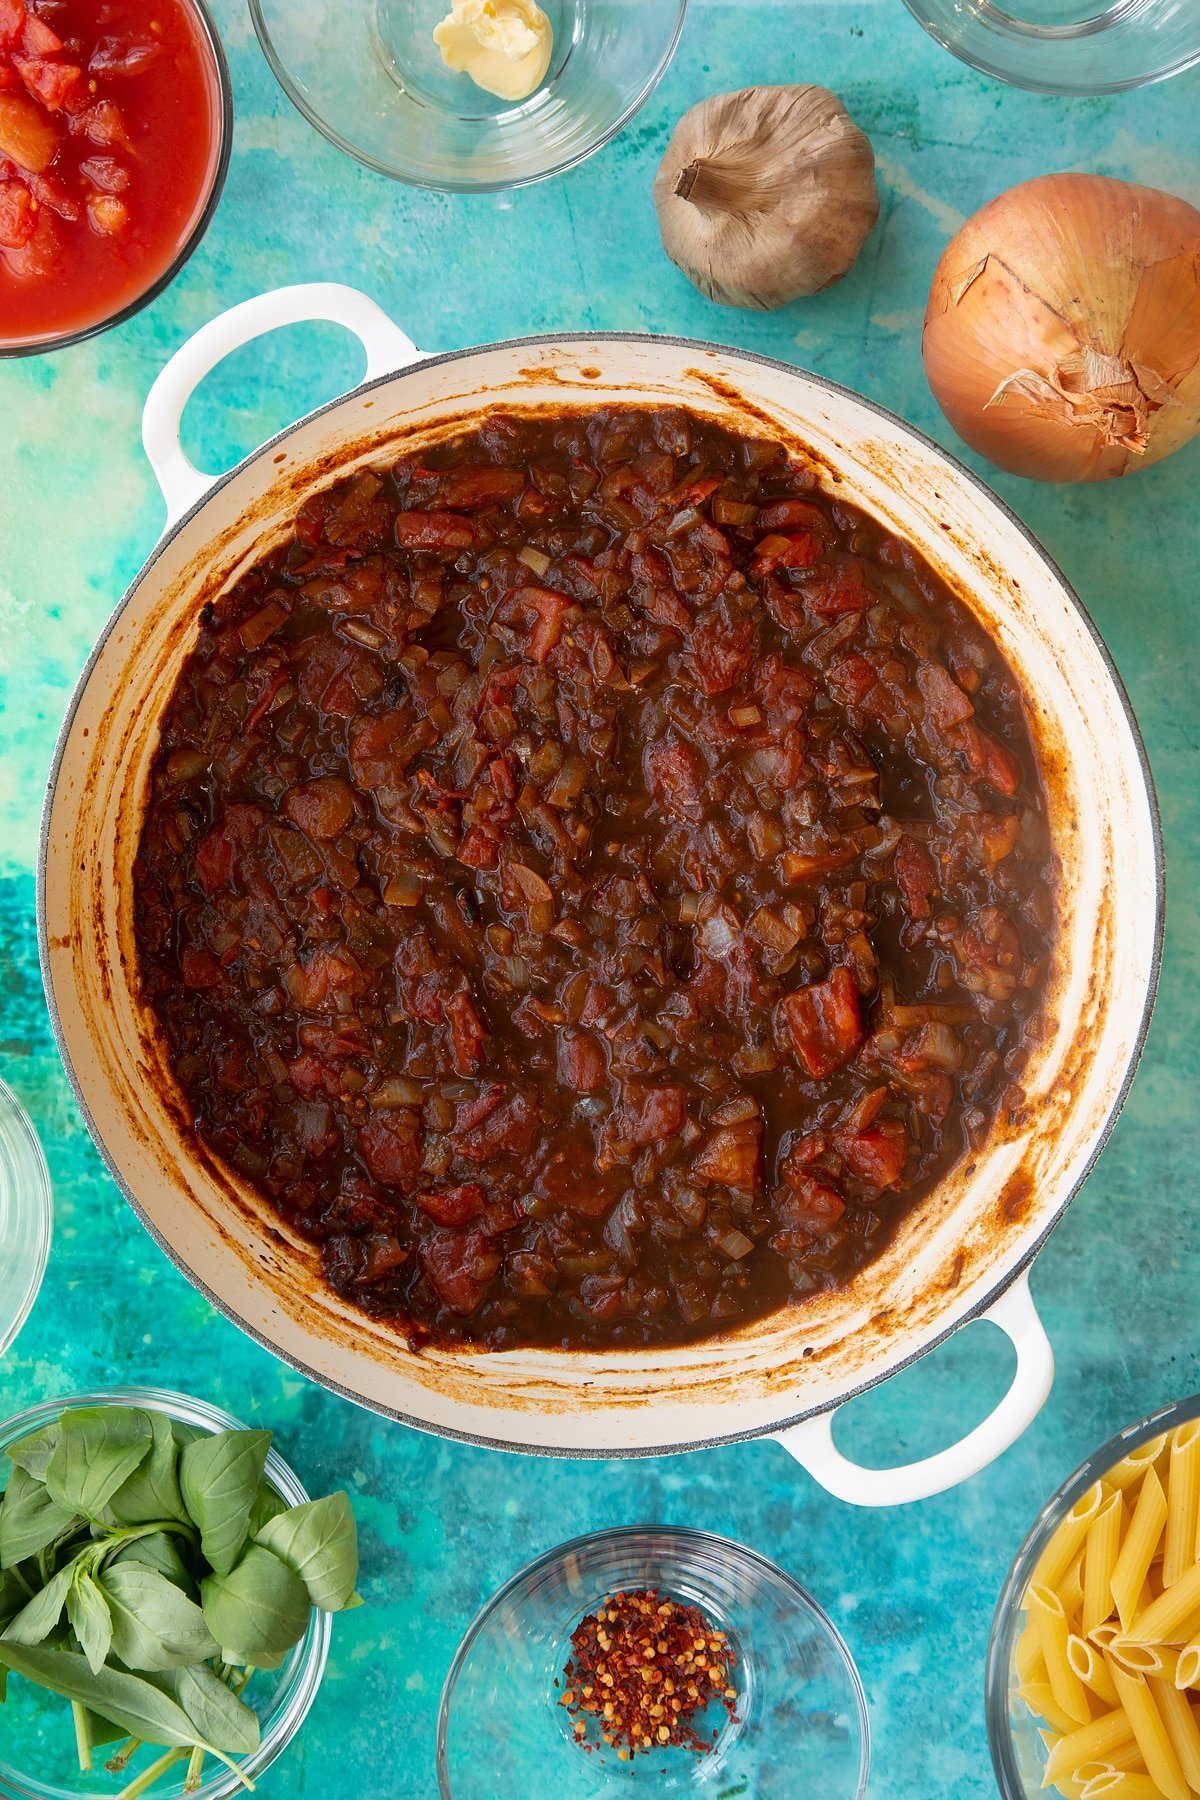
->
[[432, 0, 553, 102]]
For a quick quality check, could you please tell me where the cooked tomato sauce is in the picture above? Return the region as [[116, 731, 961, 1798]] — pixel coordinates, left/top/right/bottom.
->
[[0, 0, 223, 347], [134, 407, 1056, 1350]]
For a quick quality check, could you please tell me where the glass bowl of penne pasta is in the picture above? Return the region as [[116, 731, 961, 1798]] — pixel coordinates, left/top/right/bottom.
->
[[988, 1396, 1200, 1800]]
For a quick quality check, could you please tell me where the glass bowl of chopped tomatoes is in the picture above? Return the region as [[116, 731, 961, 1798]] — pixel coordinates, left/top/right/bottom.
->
[[0, 0, 231, 355], [437, 1524, 869, 1796]]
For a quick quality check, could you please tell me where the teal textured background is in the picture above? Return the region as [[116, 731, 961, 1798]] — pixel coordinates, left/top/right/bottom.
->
[[2, 2, 1199, 1793]]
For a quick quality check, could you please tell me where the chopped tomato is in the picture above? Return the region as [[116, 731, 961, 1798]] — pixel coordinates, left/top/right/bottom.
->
[[777, 967, 864, 1079], [833, 1123, 908, 1188], [918, 662, 974, 731], [689, 612, 754, 696], [457, 824, 499, 870], [420, 1229, 499, 1315], [413, 1184, 488, 1226], [456, 1089, 538, 1161], [428, 467, 524, 509], [806, 558, 869, 617], [643, 734, 704, 818], [15, 54, 79, 110], [752, 530, 824, 577], [556, 1028, 606, 1093], [20, 13, 60, 53], [692, 1121, 762, 1190], [0, 174, 32, 246], [445, 990, 486, 1075], [0, 89, 58, 169], [894, 836, 938, 923], [757, 498, 828, 533], [359, 1112, 423, 1191], [615, 1082, 687, 1146], [0, 0, 27, 49], [770, 1173, 846, 1251], [392, 510, 476, 551], [956, 720, 1021, 796], [501, 585, 571, 663], [179, 945, 222, 990]]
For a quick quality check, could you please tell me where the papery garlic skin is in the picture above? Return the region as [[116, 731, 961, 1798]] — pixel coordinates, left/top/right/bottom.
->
[[653, 86, 879, 311], [923, 174, 1200, 483], [432, 0, 553, 103]]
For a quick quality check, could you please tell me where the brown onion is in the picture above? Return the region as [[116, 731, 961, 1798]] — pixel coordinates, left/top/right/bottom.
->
[[922, 173, 1200, 482]]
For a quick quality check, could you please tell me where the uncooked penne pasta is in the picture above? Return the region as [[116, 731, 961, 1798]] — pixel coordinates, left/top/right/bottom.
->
[[1106, 1437, 1169, 1495], [1110, 1639, 1178, 1680], [1017, 1421, 1200, 1799], [1069, 1634, 1120, 1708], [1073, 1738, 1147, 1777], [1043, 1710, 1137, 1785], [1022, 1678, 1085, 1736], [1035, 1484, 1108, 1591], [1129, 1561, 1200, 1647], [1029, 1583, 1093, 1724], [1081, 1774, 1178, 1799], [1019, 1614, 1049, 1684], [1085, 1492, 1128, 1639], [1107, 1658, 1190, 1800], [1164, 1421, 1200, 1589], [1149, 1672, 1200, 1792], [1111, 1470, 1168, 1632], [1060, 1556, 1087, 1621]]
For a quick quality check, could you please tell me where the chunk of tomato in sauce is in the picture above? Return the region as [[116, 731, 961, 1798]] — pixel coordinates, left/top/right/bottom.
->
[[777, 967, 864, 1080]]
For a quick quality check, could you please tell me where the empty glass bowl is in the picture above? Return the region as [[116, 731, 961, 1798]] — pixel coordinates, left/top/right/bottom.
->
[[249, 0, 688, 191], [986, 1392, 1200, 1797], [902, 0, 1200, 94], [0, 1078, 52, 1358], [0, 1386, 330, 1800], [437, 1524, 869, 1797]]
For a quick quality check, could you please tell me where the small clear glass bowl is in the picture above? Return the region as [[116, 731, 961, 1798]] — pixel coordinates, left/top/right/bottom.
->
[[986, 1392, 1200, 1796], [902, 0, 1200, 95], [437, 1524, 869, 1797], [0, 1078, 52, 1359], [0, 1386, 330, 1800], [249, 0, 688, 191], [0, 0, 232, 357]]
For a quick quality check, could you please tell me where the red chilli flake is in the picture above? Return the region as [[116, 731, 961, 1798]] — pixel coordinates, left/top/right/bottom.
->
[[558, 1587, 739, 1761]]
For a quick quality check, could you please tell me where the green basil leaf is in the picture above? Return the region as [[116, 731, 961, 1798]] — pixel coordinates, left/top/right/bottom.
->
[[168, 1664, 260, 1756], [254, 1492, 359, 1612], [66, 1571, 113, 1676], [201, 1545, 310, 1663], [100, 1565, 220, 1673], [0, 1642, 202, 1747], [5, 1423, 61, 1484], [45, 1408, 154, 1521], [1, 1558, 75, 1646], [110, 1531, 195, 1594], [246, 1479, 287, 1540], [0, 1567, 26, 1629], [179, 1431, 271, 1579], [106, 1411, 187, 1527], [0, 1465, 80, 1569], [81, 1707, 128, 1749]]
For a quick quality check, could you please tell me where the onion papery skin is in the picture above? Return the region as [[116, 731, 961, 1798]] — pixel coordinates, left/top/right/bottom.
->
[[922, 173, 1200, 483]]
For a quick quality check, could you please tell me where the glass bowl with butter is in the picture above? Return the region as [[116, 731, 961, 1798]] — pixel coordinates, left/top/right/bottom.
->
[[250, 0, 689, 191]]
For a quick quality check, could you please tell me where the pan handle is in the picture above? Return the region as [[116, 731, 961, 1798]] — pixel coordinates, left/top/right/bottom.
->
[[772, 1271, 1053, 1507], [141, 283, 424, 525]]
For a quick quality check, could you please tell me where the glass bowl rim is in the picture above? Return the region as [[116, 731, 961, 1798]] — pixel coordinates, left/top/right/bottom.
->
[[0, 1077, 53, 1359], [0, 1383, 331, 1800], [985, 1390, 1200, 1797], [0, 0, 233, 360], [436, 1520, 871, 1798], [248, 0, 690, 194], [899, 0, 1200, 95]]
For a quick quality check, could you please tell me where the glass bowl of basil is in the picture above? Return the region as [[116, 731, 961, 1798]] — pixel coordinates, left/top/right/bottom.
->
[[0, 1386, 360, 1799]]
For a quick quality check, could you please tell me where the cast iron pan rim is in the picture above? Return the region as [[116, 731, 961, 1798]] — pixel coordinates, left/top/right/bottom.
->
[[36, 328, 1165, 1460]]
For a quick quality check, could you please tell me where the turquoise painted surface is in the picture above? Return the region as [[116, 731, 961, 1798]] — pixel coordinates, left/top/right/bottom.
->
[[2, 2, 1199, 1793]]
